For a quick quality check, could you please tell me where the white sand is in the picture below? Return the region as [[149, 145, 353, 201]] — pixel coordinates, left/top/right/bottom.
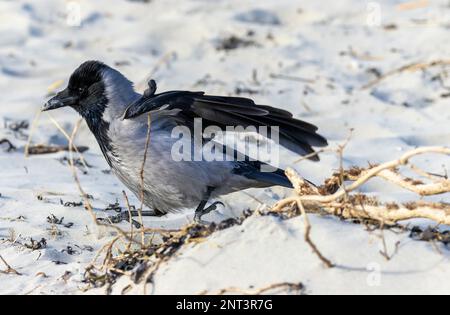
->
[[0, 0, 449, 295]]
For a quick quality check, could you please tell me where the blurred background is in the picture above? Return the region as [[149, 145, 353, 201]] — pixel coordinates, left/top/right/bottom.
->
[[0, 0, 449, 295]]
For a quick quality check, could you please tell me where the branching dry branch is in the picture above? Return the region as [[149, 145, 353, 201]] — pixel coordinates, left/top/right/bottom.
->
[[274, 146, 450, 226]]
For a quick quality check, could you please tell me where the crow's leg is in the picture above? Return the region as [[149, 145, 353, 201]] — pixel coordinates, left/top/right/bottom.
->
[[194, 187, 224, 224]]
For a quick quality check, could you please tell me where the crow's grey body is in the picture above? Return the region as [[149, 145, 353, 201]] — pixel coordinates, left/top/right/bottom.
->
[[109, 112, 263, 213], [43, 61, 327, 217], [64, 65, 279, 213]]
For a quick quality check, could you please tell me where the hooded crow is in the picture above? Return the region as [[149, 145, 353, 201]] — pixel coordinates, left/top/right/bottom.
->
[[43, 61, 327, 223]]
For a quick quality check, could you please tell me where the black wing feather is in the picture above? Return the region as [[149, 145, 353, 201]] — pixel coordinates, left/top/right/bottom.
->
[[144, 91, 327, 161]]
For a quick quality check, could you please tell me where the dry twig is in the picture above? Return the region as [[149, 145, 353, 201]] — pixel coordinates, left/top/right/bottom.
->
[[202, 282, 304, 295], [284, 168, 334, 267], [0, 255, 21, 276], [362, 60, 450, 89], [27, 144, 89, 155], [47, 113, 90, 172], [138, 113, 152, 246], [297, 200, 334, 268], [24, 109, 42, 157]]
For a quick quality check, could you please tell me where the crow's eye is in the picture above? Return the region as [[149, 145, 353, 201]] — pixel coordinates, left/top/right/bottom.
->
[[78, 87, 88, 97]]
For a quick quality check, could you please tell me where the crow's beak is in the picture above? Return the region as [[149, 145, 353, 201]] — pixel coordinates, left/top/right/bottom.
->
[[42, 88, 78, 112], [122, 97, 159, 120]]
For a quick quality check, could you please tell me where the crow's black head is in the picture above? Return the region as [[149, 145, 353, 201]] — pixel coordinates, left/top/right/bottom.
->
[[43, 60, 108, 118], [68, 61, 105, 98], [43, 61, 118, 162]]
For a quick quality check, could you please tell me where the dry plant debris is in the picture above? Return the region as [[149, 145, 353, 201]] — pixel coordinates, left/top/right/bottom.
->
[[27, 144, 89, 155], [24, 238, 47, 251], [62, 201, 83, 208], [4, 119, 29, 139], [410, 226, 450, 247], [274, 147, 450, 225], [362, 59, 450, 89], [272, 146, 450, 265], [47, 214, 74, 228], [200, 282, 305, 295], [83, 214, 252, 293], [0, 255, 21, 276], [216, 35, 259, 51]]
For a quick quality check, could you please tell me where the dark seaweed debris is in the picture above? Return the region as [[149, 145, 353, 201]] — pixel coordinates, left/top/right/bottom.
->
[[25, 238, 47, 250], [0, 139, 17, 152], [99, 212, 142, 229], [101, 201, 151, 229], [58, 156, 91, 174], [47, 214, 74, 228], [235, 85, 261, 95], [216, 35, 259, 51], [62, 246, 79, 256], [5, 119, 29, 139], [5, 119, 29, 132], [105, 201, 123, 212], [62, 200, 83, 208], [410, 226, 450, 247], [84, 210, 253, 291]]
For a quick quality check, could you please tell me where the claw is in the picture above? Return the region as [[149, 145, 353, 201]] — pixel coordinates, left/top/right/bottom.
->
[[194, 201, 225, 224], [204, 201, 224, 214]]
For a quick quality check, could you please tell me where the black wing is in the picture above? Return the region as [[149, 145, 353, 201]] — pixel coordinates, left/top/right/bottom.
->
[[125, 91, 328, 161]]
